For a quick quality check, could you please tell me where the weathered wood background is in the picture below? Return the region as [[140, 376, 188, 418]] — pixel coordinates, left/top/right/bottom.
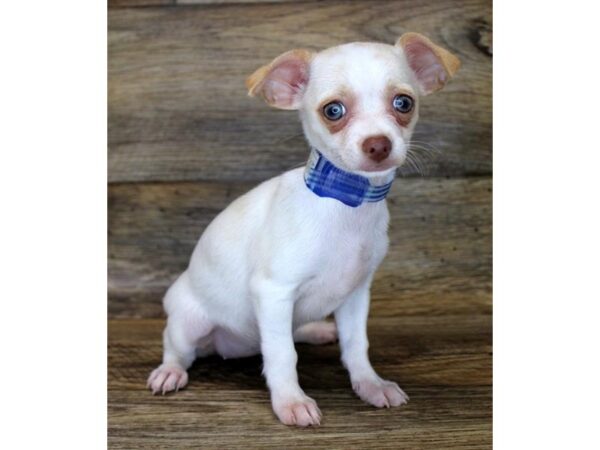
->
[[108, 0, 492, 447], [109, 0, 491, 183]]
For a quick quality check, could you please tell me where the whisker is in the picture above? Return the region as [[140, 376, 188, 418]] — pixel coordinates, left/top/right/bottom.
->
[[400, 151, 425, 176], [412, 153, 427, 176], [400, 155, 414, 175], [407, 147, 430, 176], [411, 155, 425, 176], [408, 148, 435, 167], [409, 140, 442, 156], [403, 138, 445, 176]]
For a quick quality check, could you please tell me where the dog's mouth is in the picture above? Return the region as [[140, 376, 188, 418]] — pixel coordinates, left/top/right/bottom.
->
[[360, 161, 397, 172], [330, 148, 405, 175], [358, 154, 405, 173]]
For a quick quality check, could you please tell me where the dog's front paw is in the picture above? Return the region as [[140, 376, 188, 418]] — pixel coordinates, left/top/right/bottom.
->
[[147, 364, 188, 395], [272, 393, 322, 427], [352, 378, 409, 408]]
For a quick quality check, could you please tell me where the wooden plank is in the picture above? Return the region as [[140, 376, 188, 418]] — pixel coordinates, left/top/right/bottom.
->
[[108, 0, 492, 182], [109, 0, 174, 7], [109, 315, 492, 388], [108, 316, 491, 448], [178, 0, 299, 3], [109, 387, 492, 449], [109, 0, 297, 7], [108, 176, 492, 318]]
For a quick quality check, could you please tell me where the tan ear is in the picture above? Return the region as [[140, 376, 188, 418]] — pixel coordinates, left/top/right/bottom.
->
[[246, 49, 314, 110], [396, 32, 460, 95]]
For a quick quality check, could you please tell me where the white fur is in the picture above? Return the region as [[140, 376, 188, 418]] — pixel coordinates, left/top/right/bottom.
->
[[301, 43, 418, 174], [147, 39, 456, 427]]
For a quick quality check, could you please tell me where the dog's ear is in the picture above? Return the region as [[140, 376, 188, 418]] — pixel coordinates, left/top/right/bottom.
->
[[396, 33, 460, 95], [246, 49, 314, 110]]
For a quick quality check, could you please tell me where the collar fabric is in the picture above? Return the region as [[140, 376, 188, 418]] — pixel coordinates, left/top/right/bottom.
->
[[303, 148, 395, 207]]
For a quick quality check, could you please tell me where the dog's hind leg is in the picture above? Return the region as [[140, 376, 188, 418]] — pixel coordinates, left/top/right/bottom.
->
[[147, 272, 214, 395]]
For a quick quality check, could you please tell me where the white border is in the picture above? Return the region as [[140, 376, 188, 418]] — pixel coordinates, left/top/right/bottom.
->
[[495, 1, 600, 448], [1, 1, 106, 448], [1, 0, 600, 448]]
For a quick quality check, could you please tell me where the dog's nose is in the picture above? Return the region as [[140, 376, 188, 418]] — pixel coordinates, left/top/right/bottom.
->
[[361, 136, 392, 162]]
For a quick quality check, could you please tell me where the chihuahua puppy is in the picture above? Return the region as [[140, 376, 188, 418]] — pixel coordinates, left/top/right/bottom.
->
[[147, 33, 459, 427]]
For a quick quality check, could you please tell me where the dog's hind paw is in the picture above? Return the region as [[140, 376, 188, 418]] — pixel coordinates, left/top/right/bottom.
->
[[293, 321, 338, 345], [147, 364, 188, 395]]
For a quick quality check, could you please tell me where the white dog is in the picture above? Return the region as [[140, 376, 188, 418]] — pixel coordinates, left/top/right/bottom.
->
[[147, 33, 460, 427]]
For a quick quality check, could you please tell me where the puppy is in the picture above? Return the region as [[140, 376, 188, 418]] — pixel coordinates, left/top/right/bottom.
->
[[147, 33, 460, 427]]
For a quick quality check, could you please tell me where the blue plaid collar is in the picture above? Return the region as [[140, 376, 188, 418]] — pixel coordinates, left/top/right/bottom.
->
[[303, 148, 395, 207]]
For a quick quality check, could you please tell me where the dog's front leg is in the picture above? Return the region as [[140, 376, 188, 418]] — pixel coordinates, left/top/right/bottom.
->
[[253, 277, 322, 427], [335, 278, 409, 408]]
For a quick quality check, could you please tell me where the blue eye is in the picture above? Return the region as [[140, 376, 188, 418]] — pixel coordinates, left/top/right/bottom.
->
[[392, 94, 414, 113], [323, 102, 346, 121]]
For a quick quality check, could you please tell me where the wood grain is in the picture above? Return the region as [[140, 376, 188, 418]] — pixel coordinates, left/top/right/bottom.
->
[[108, 315, 491, 448], [108, 176, 492, 318], [109, 0, 174, 7], [108, 0, 492, 182], [109, 0, 298, 7]]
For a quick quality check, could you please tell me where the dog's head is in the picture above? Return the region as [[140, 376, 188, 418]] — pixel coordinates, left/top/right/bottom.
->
[[246, 33, 460, 176]]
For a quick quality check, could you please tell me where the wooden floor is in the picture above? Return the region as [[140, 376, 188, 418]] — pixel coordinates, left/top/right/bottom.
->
[[108, 0, 492, 447], [109, 315, 491, 449], [108, 178, 492, 447]]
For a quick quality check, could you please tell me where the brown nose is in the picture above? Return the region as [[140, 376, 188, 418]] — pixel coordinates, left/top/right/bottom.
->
[[362, 135, 392, 162]]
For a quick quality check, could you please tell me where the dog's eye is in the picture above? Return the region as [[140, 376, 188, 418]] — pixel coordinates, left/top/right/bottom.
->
[[323, 102, 346, 121], [392, 94, 414, 113]]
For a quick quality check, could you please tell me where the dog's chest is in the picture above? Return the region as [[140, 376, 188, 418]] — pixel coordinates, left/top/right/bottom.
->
[[293, 228, 386, 323]]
